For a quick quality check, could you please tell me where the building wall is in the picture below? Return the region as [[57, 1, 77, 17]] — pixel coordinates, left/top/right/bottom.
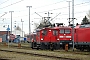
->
[[0, 31, 10, 36]]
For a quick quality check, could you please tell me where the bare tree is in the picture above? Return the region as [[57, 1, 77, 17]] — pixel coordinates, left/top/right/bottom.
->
[[33, 22, 40, 30], [15, 26, 21, 31], [33, 18, 52, 30], [81, 16, 89, 24]]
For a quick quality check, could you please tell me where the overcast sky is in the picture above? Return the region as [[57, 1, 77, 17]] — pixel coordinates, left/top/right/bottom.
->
[[0, 0, 90, 34]]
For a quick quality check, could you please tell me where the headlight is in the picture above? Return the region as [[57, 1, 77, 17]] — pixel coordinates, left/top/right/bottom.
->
[[70, 39, 71, 40], [41, 38, 43, 40], [57, 38, 59, 40]]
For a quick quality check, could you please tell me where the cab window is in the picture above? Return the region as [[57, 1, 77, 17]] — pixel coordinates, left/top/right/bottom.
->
[[65, 29, 70, 34], [42, 30, 47, 36], [60, 29, 64, 34], [53, 30, 58, 36]]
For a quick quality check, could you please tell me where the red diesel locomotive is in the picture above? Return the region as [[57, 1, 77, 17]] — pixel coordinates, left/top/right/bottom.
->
[[31, 28, 60, 50]]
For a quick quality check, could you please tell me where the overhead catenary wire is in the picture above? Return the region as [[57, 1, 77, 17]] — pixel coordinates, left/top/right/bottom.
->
[[0, 0, 90, 22], [3, 10, 88, 20], [3, 0, 90, 14], [0, 0, 24, 9], [36, 1, 90, 13], [10, 0, 67, 13], [33, 0, 67, 9]]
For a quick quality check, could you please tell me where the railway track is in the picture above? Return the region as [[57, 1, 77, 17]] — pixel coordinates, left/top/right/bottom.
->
[[0, 58, 9, 60], [54, 50, 90, 55], [0, 49, 79, 60], [1, 43, 90, 55]]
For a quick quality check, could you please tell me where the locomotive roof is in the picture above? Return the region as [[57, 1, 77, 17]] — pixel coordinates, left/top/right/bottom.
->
[[75, 24, 90, 28], [41, 27, 52, 30], [53, 26, 72, 29], [36, 29, 41, 32]]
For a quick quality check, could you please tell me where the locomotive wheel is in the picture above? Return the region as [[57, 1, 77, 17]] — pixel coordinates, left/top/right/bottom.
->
[[37, 44, 40, 50], [31, 42, 34, 49], [51, 48, 54, 51], [37, 47, 39, 50], [87, 48, 90, 51], [80, 48, 84, 51], [50, 43, 54, 51]]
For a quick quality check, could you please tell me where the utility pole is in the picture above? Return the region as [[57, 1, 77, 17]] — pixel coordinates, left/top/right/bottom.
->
[[14, 21, 16, 36], [9, 11, 14, 34], [67, 1, 71, 25], [45, 12, 53, 24], [26, 6, 32, 35], [21, 19, 24, 37], [72, 0, 74, 51]]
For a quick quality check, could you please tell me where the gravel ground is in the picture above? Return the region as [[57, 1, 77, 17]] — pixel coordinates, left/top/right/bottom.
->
[[0, 43, 60, 60], [0, 43, 90, 60], [0, 50, 61, 60]]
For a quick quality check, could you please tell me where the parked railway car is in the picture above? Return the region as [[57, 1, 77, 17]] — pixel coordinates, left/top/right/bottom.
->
[[30, 32, 37, 48], [54, 26, 72, 49], [27, 34, 33, 43], [5, 34, 15, 42], [74, 24, 90, 51], [31, 28, 60, 50]]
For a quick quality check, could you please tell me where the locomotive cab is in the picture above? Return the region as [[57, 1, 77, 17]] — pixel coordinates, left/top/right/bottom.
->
[[58, 27, 72, 49], [39, 28, 60, 50]]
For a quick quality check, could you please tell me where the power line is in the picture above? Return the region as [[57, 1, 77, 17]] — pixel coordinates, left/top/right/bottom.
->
[[0, 0, 24, 9], [36, 1, 90, 13], [0, 12, 7, 18], [33, 0, 67, 9], [1, 1, 90, 19], [11, 0, 67, 13], [5, 0, 90, 14], [4, 10, 88, 20], [0, 0, 10, 5]]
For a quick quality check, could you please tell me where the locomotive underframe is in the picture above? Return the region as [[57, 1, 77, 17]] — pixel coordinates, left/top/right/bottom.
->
[[75, 42, 90, 51], [31, 41, 60, 50], [60, 40, 72, 49]]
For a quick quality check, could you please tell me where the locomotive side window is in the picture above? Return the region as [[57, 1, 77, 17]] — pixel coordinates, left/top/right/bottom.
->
[[60, 29, 64, 34], [65, 29, 70, 34], [53, 30, 58, 36], [42, 30, 47, 36]]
